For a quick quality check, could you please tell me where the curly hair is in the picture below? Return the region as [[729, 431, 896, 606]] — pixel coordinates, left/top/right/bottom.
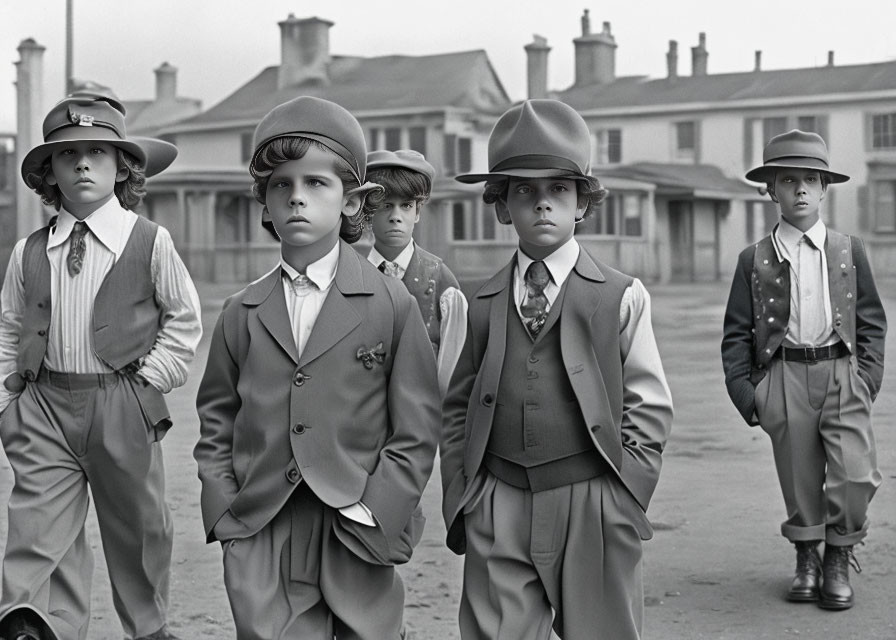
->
[[482, 175, 608, 224], [251, 136, 369, 243], [361, 166, 430, 219], [23, 147, 147, 211]]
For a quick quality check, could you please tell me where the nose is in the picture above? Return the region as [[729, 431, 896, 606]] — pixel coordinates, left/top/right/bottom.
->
[[75, 154, 90, 172], [388, 208, 403, 222], [535, 198, 552, 214], [288, 186, 305, 208]]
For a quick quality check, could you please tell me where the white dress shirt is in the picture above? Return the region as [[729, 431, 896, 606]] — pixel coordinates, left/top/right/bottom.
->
[[0, 200, 202, 413]]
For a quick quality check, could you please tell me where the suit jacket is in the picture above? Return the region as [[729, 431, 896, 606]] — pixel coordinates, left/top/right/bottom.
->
[[195, 242, 440, 558], [440, 248, 672, 554], [722, 229, 886, 425]]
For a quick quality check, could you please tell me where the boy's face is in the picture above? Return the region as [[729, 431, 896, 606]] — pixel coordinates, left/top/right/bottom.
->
[[46, 141, 127, 218], [504, 177, 584, 258], [370, 197, 420, 252], [266, 145, 359, 253], [772, 168, 826, 226]]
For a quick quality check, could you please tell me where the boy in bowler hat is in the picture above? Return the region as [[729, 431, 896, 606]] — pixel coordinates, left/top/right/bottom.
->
[[722, 129, 886, 609], [440, 99, 673, 640], [193, 96, 440, 639], [363, 149, 468, 396], [0, 91, 201, 640]]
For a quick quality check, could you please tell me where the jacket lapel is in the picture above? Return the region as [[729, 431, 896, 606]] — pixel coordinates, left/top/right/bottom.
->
[[245, 268, 299, 365]]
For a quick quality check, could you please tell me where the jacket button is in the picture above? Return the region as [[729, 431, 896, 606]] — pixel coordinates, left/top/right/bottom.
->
[[528, 355, 539, 364], [37, 302, 44, 309], [38, 329, 47, 337], [482, 394, 494, 407], [24, 369, 35, 382], [286, 468, 300, 483], [293, 372, 308, 386], [292, 422, 307, 434]]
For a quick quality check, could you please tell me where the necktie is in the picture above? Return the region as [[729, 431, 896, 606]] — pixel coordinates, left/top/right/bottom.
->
[[521, 260, 550, 337], [378, 260, 401, 278], [291, 273, 318, 298], [67, 221, 89, 276]]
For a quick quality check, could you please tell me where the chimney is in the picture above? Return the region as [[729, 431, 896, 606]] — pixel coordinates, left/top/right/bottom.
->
[[154, 61, 177, 101], [15, 38, 47, 236], [666, 40, 678, 79], [691, 32, 708, 76], [573, 12, 617, 86], [524, 35, 551, 99], [278, 14, 334, 89], [754, 50, 762, 72], [827, 50, 835, 67]]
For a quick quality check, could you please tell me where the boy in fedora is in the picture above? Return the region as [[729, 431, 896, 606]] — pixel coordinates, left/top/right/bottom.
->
[[440, 99, 673, 640], [0, 91, 201, 640], [193, 96, 440, 638], [722, 129, 886, 609], [363, 149, 467, 396]]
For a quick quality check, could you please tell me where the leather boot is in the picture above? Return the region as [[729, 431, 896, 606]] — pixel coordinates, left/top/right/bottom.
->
[[819, 544, 860, 610], [787, 540, 822, 602]]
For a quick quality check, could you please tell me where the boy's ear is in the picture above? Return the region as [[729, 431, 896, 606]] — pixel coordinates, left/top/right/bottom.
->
[[115, 167, 129, 183], [343, 183, 383, 217], [45, 168, 58, 186], [495, 198, 513, 225]]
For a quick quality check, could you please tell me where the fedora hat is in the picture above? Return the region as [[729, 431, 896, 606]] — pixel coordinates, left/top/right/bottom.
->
[[455, 99, 598, 186], [745, 129, 849, 184], [20, 92, 177, 182], [366, 149, 435, 187]]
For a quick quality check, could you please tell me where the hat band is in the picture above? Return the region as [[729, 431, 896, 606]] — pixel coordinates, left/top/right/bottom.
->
[[491, 154, 585, 175], [253, 131, 363, 183], [45, 123, 125, 143], [765, 154, 830, 169]]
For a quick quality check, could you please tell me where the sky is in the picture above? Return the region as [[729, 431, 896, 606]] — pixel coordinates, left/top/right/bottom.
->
[[2, 0, 896, 134]]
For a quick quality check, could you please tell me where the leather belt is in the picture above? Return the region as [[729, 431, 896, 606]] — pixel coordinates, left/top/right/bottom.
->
[[773, 342, 850, 364]]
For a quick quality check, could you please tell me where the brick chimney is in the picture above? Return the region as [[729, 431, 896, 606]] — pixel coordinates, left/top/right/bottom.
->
[[691, 32, 708, 76], [573, 11, 617, 86], [525, 35, 551, 99], [154, 61, 177, 101], [666, 40, 678, 79], [827, 50, 835, 67], [15, 38, 47, 236], [754, 50, 762, 72], [278, 14, 333, 89]]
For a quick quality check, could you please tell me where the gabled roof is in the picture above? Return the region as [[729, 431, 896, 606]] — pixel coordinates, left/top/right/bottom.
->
[[560, 60, 896, 112], [170, 50, 511, 131], [124, 97, 203, 136], [599, 162, 761, 199]]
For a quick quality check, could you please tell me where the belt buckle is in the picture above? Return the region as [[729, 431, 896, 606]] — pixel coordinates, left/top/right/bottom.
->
[[807, 345, 818, 364]]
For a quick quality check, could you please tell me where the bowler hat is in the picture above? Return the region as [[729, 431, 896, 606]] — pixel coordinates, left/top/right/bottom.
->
[[455, 99, 598, 186], [366, 149, 435, 187], [745, 129, 849, 184], [251, 96, 369, 184], [20, 92, 177, 182]]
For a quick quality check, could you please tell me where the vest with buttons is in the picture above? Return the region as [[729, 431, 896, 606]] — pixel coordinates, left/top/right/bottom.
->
[[16, 216, 162, 378], [402, 246, 459, 356], [487, 285, 597, 470]]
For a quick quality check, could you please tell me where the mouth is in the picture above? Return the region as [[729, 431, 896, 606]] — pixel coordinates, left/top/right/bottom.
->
[[794, 201, 808, 207], [534, 220, 556, 227], [287, 215, 310, 224], [386, 229, 406, 235], [75, 178, 94, 185]]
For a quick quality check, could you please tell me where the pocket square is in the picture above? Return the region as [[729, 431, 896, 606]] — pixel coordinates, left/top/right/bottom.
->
[[356, 342, 386, 369]]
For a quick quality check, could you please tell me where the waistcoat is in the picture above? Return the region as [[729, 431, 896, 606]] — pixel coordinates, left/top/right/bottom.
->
[[402, 246, 459, 355]]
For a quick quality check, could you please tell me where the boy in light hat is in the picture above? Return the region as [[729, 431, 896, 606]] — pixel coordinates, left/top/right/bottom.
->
[[194, 96, 440, 638], [0, 91, 201, 640], [440, 99, 673, 640], [723, 129, 886, 610], [363, 149, 467, 396]]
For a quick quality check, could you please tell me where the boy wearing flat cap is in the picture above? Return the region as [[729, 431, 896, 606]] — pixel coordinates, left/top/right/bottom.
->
[[363, 149, 468, 396], [722, 129, 886, 610], [0, 91, 201, 640], [193, 96, 440, 639], [440, 99, 673, 640]]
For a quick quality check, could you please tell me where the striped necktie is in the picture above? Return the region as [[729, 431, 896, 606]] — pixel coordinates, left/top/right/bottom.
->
[[67, 221, 89, 276], [521, 260, 550, 337]]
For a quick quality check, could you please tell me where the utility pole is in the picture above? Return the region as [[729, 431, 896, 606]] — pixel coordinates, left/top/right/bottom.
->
[[65, 0, 73, 94]]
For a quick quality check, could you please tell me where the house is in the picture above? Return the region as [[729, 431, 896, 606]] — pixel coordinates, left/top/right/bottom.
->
[[151, 14, 511, 282]]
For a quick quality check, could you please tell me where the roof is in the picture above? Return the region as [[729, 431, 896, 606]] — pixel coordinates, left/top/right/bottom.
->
[[172, 50, 511, 131], [123, 97, 203, 136], [559, 60, 896, 112], [598, 162, 761, 199]]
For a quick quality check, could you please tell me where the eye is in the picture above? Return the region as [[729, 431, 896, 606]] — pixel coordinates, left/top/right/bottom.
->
[[401, 201, 415, 210], [59, 148, 75, 156], [272, 180, 290, 189], [514, 184, 532, 194], [306, 177, 327, 188], [552, 183, 569, 192], [91, 147, 105, 155]]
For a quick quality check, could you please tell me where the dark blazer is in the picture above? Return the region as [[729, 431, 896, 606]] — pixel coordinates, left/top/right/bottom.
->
[[440, 248, 672, 554], [195, 242, 440, 562], [722, 229, 887, 425]]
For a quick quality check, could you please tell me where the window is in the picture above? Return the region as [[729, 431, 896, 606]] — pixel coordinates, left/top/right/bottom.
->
[[368, 128, 381, 150], [409, 127, 427, 155], [448, 199, 516, 241], [458, 138, 472, 174], [384, 128, 401, 151], [872, 114, 896, 149], [451, 201, 467, 240], [676, 122, 696, 152], [444, 134, 473, 176], [575, 193, 643, 237], [762, 117, 788, 144], [873, 180, 896, 231], [240, 132, 253, 163], [593, 128, 621, 165]]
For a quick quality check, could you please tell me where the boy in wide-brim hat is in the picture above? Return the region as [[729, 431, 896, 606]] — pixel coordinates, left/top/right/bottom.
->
[[440, 98, 673, 640], [0, 91, 201, 640], [194, 96, 440, 638], [722, 129, 886, 610]]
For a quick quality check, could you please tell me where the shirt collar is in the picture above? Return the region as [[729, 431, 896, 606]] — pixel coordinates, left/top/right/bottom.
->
[[772, 218, 827, 262], [47, 198, 136, 254], [367, 240, 415, 271], [281, 242, 340, 290], [516, 237, 580, 288]]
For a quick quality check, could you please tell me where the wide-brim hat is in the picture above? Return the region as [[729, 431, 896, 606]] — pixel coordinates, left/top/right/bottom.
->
[[745, 129, 849, 184], [20, 92, 177, 181], [455, 99, 598, 186], [366, 149, 435, 187]]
